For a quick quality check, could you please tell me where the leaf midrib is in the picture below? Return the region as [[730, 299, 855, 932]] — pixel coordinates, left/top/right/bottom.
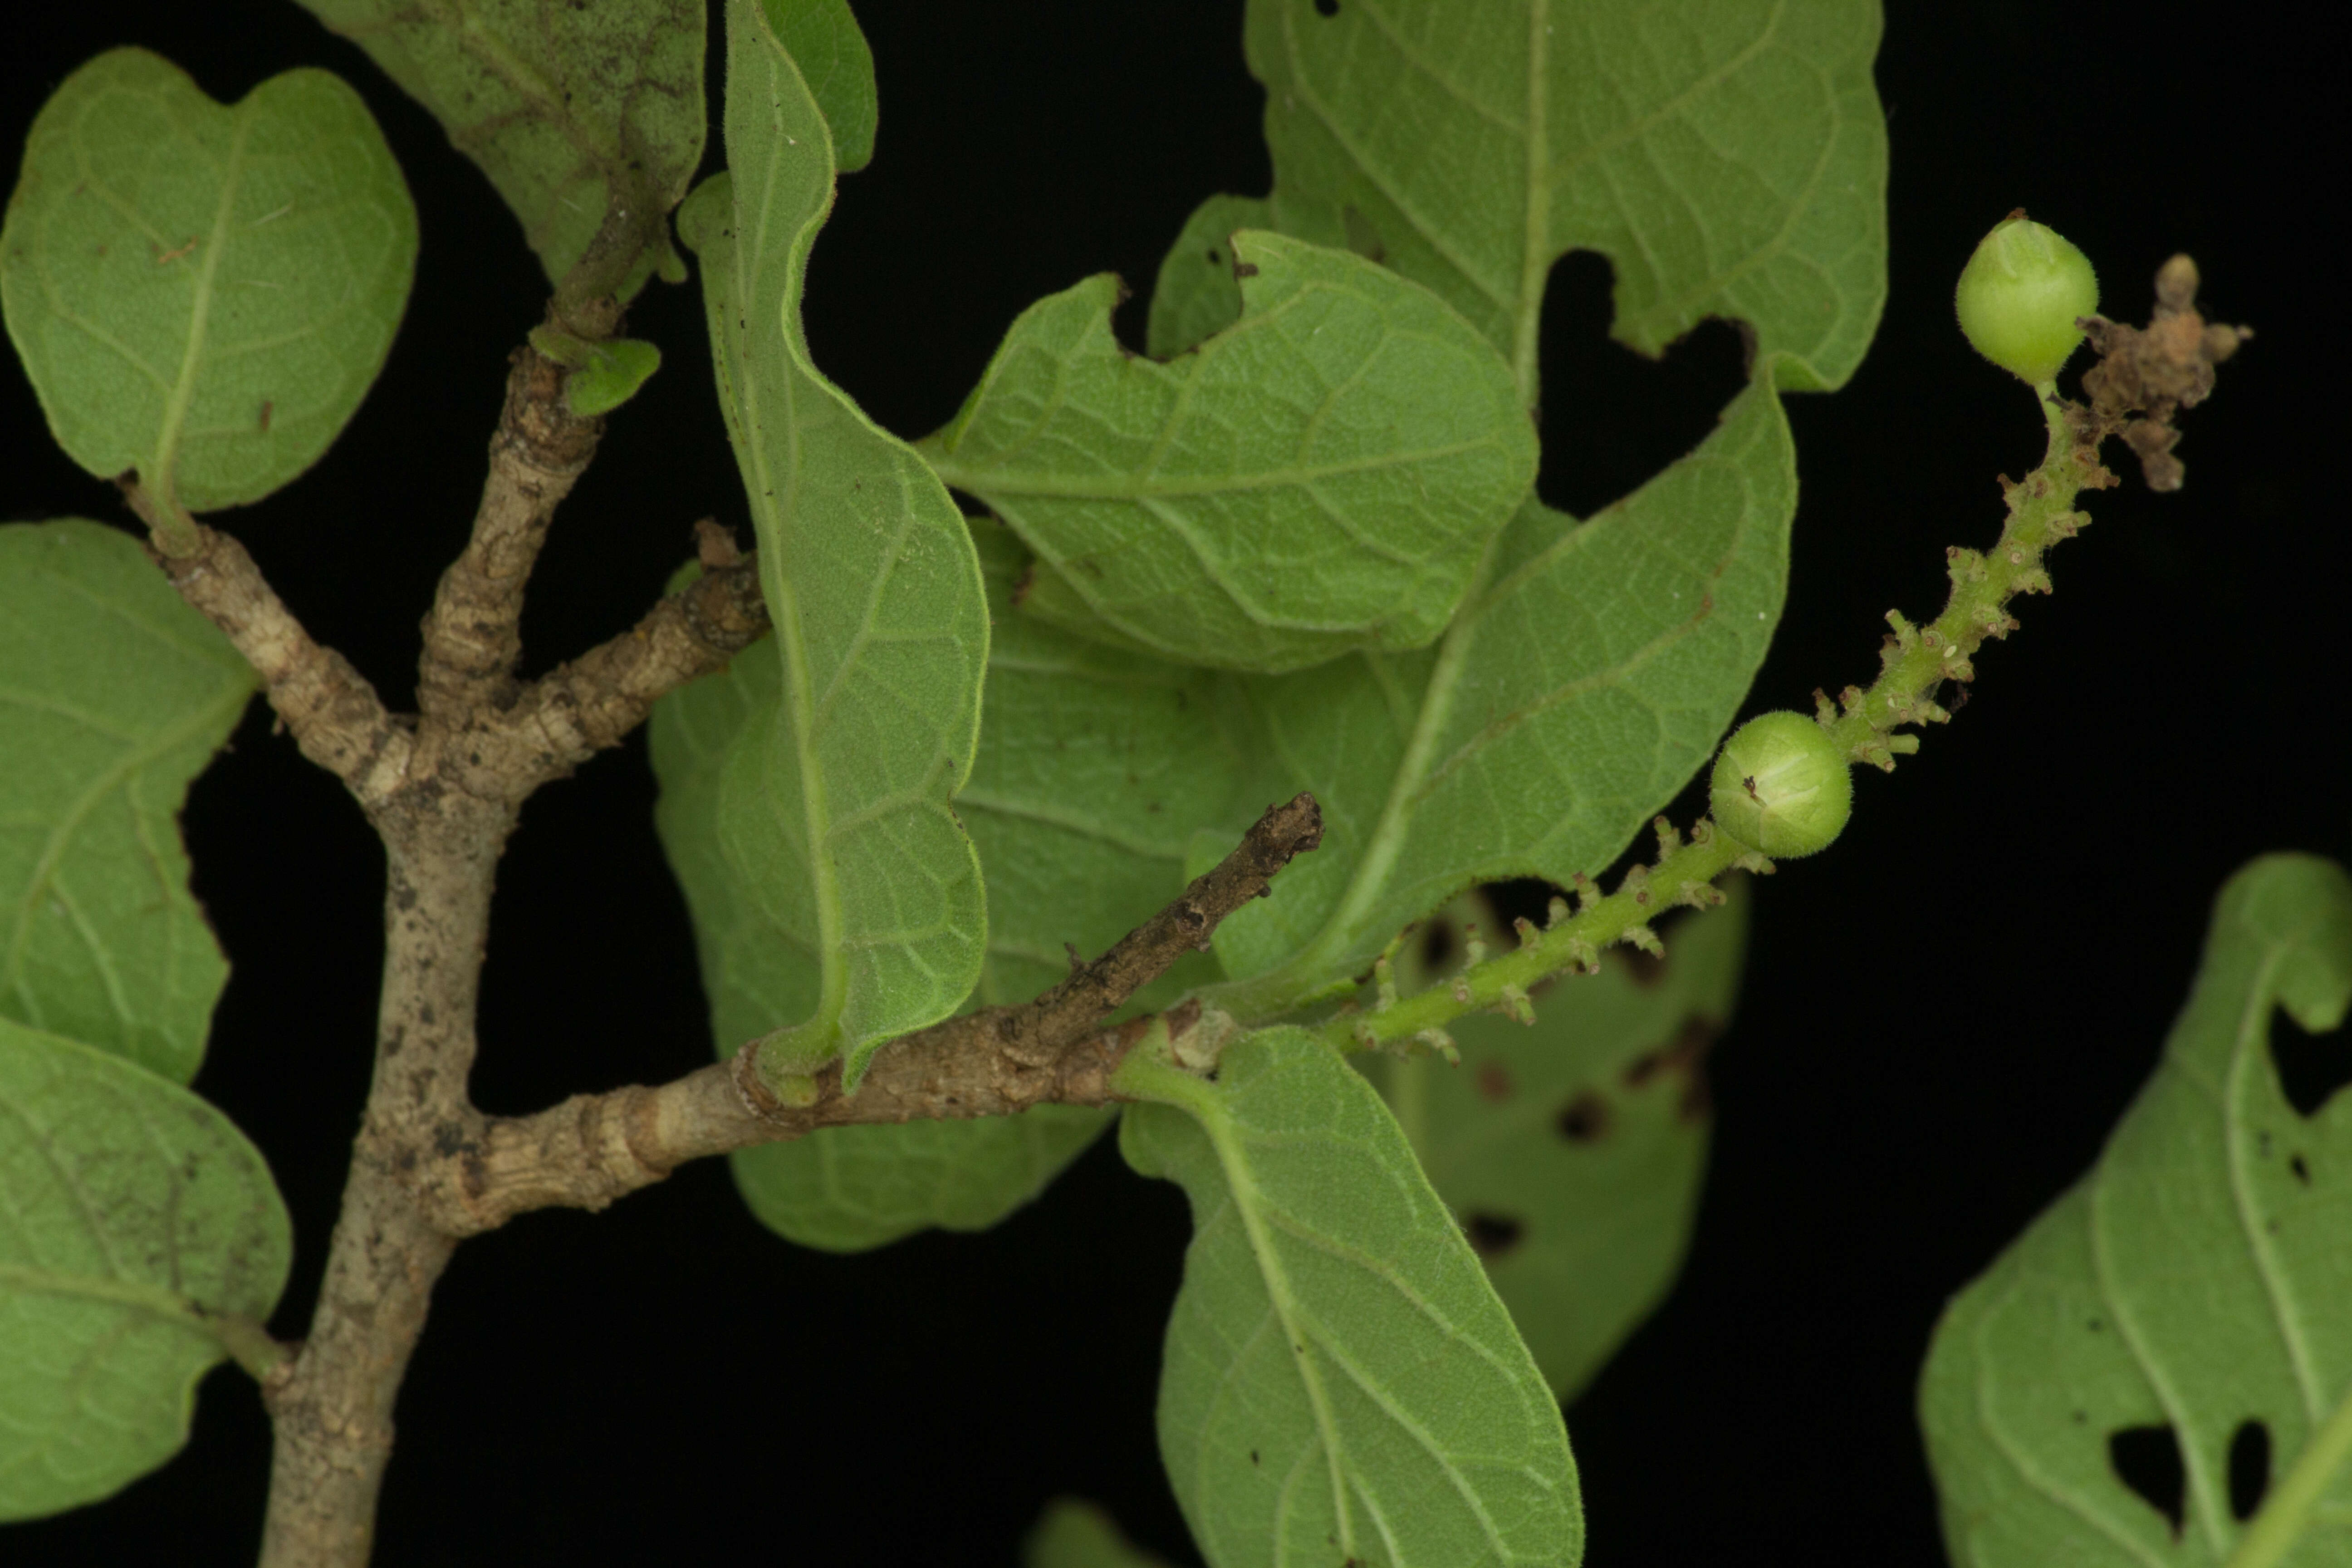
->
[[732, 24, 846, 1055], [1198, 1104, 1360, 1561], [147, 94, 254, 509]]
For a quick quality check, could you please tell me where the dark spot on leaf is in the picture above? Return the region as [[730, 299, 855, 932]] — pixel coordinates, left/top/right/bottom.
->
[[1249, 1450, 1259, 1466], [1533, 249, 1749, 519], [1463, 1212, 1523, 1258], [2269, 1009, 2350, 1117], [1418, 920, 1455, 973], [2087, 1317, 2104, 1332], [1622, 1018, 1718, 1121], [2109, 1424, 2186, 1537], [1475, 1060, 1513, 1102], [431, 1121, 477, 1159], [1341, 205, 1385, 265], [1555, 1091, 1610, 1142], [1009, 563, 1036, 608], [258, 399, 272, 432], [1622, 942, 1667, 988], [1313, 0, 1339, 14], [1232, 260, 1259, 281], [1206, 247, 1222, 267], [2229, 1419, 2270, 1521], [2290, 1153, 2311, 1184]]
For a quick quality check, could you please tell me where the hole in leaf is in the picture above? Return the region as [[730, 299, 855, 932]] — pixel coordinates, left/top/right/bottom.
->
[[1534, 250, 1751, 519], [2270, 1009, 2352, 1117], [2108, 1424, 2186, 1536], [1312, 0, 1339, 14], [1418, 919, 1456, 974], [2229, 1419, 2270, 1521], [1556, 1091, 1611, 1142], [1463, 1212, 1524, 1258]]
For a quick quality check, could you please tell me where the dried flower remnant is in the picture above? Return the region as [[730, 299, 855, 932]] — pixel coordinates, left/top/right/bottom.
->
[[2077, 255, 2250, 490]]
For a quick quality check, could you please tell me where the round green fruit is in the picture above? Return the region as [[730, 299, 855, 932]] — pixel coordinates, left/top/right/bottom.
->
[[1954, 214, 2099, 386], [1710, 711, 1852, 859]]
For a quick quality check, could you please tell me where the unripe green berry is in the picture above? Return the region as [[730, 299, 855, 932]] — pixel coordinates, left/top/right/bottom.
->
[[1954, 214, 2099, 386], [1710, 711, 1852, 859]]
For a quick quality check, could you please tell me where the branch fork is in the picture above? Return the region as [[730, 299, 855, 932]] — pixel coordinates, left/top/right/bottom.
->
[[131, 314, 1327, 1565]]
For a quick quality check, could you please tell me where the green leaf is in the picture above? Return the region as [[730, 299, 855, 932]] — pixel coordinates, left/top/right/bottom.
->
[[651, 514, 1245, 1250], [1120, 1027, 1582, 1568], [922, 231, 1539, 674], [1240, 0, 1887, 395], [290, 0, 703, 295], [727, 1106, 1112, 1254], [959, 519, 1239, 1012], [652, 582, 1085, 1252], [563, 337, 661, 417], [672, 0, 990, 1088], [1146, 193, 1272, 361], [761, 0, 878, 175], [1025, 1497, 1176, 1568], [1118, 0, 1885, 1009], [0, 49, 417, 514], [1206, 373, 1793, 1012], [1921, 853, 2352, 1566], [0, 521, 253, 1084], [0, 1016, 291, 1522], [1362, 882, 1747, 1398]]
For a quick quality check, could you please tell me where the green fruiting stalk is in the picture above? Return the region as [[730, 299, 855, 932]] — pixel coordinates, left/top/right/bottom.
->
[[1310, 818, 1755, 1056], [1309, 379, 2112, 1059], [1818, 389, 2107, 770]]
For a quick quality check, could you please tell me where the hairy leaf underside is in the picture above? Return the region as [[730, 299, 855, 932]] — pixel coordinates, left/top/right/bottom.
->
[[1922, 855, 2352, 1565], [0, 522, 252, 1083], [289, 0, 705, 293], [925, 232, 1538, 674], [665, 0, 990, 1090], [1122, 1028, 1583, 1568], [0, 50, 416, 514], [0, 1018, 290, 1521]]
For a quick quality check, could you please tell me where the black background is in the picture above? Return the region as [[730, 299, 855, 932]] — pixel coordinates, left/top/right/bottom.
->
[[3, 2, 2343, 1563]]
